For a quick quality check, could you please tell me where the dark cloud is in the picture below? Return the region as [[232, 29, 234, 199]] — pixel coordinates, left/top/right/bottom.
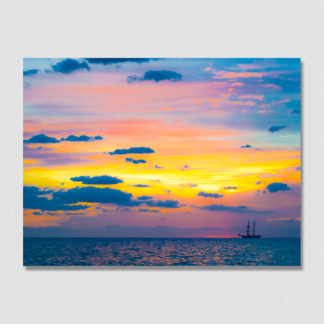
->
[[128, 70, 182, 83], [196, 204, 271, 214], [23, 69, 39, 76], [138, 208, 161, 213], [155, 165, 163, 169], [132, 184, 150, 188], [223, 186, 238, 190], [25, 186, 53, 196], [145, 200, 182, 208], [85, 58, 152, 65], [23, 186, 89, 211], [268, 125, 287, 133], [240, 144, 251, 148], [53, 186, 139, 206], [51, 59, 90, 74], [125, 157, 147, 164], [198, 192, 224, 198], [108, 147, 155, 155], [70, 175, 123, 185], [24, 134, 60, 144], [61, 135, 103, 142], [266, 182, 291, 193], [137, 196, 153, 201], [256, 181, 262, 185], [24, 134, 103, 144]]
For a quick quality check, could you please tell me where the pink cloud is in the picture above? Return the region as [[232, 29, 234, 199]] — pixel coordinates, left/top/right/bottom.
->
[[212, 71, 265, 79], [262, 83, 282, 90], [230, 100, 256, 106]]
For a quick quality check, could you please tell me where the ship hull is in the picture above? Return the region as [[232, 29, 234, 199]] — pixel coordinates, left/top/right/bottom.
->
[[238, 235, 261, 239]]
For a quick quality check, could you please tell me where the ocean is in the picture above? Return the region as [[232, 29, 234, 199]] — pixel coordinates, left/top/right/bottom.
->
[[23, 237, 301, 267]]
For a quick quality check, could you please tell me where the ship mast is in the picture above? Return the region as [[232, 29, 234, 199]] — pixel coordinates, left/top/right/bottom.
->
[[246, 220, 250, 236], [253, 220, 255, 236]]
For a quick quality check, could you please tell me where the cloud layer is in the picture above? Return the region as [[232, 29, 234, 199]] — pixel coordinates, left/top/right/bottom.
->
[[85, 58, 151, 65], [70, 175, 123, 185], [125, 157, 147, 164], [51, 59, 90, 74], [266, 182, 291, 193], [108, 147, 155, 155], [128, 70, 182, 83], [268, 125, 287, 133], [198, 192, 224, 198], [24, 134, 60, 144]]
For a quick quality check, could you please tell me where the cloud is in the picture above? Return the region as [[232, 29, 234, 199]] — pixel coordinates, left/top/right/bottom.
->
[[196, 204, 271, 214], [145, 200, 182, 208], [137, 196, 153, 201], [85, 58, 151, 65], [223, 186, 238, 190], [230, 100, 256, 106], [268, 125, 287, 133], [108, 147, 155, 155], [61, 135, 103, 142], [24, 134, 60, 144], [240, 144, 251, 148], [23, 69, 39, 76], [125, 157, 147, 164], [155, 165, 163, 169], [24, 186, 53, 196], [132, 184, 150, 188], [256, 181, 262, 185], [212, 71, 265, 79], [25, 134, 103, 144], [23, 186, 89, 211], [51, 59, 90, 74], [262, 83, 281, 90], [239, 95, 264, 100], [128, 70, 182, 83], [53, 186, 139, 206], [70, 175, 123, 185], [198, 192, 224, 198], [266, 182, 291, 193], [138, 208, 161, 213]]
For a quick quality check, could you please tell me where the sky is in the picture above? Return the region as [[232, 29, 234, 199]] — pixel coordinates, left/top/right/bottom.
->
[[23, 58, 301, 237]]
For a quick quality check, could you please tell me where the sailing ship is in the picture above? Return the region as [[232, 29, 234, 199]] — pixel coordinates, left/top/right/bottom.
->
[[238, 220, 261, 239]]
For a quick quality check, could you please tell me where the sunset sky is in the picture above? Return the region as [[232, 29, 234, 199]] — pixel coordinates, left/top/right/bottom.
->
[[23, 58, 301, 237]]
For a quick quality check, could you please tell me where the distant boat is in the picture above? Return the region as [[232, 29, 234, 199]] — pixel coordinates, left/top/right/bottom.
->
[[238, 220, 261, 239]]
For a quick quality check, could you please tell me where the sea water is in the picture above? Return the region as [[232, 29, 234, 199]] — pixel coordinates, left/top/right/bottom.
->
[[23, 237, 300, 266]]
